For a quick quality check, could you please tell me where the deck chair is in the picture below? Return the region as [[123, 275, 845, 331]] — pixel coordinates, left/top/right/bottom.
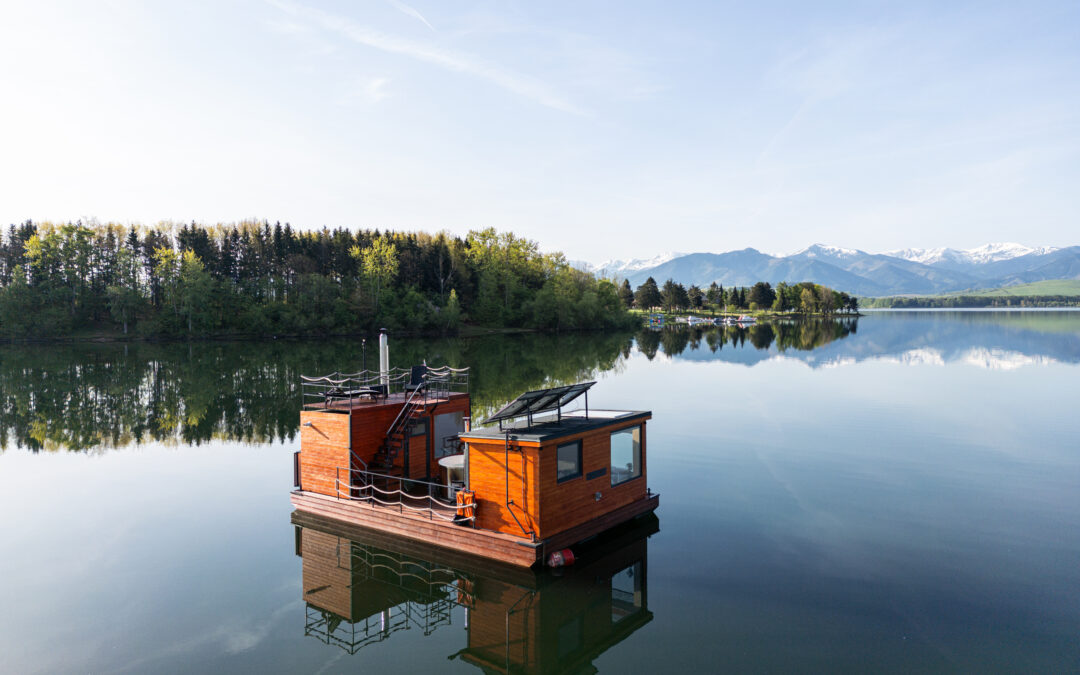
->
[[404, 365, 428, 393]]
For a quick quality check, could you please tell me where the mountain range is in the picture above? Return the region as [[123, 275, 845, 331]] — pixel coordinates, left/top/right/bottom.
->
[[576, 243, 1080, 296]]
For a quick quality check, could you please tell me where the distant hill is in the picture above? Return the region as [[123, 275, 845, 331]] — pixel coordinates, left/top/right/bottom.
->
[[578, 243, 1080, 296], [944, 279, 1080, 297]]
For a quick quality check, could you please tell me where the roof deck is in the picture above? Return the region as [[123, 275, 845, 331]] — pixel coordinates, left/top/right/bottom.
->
[[305, 389, 470, 414], [461, 409, 651, 443], [301, 365, 470, 413]]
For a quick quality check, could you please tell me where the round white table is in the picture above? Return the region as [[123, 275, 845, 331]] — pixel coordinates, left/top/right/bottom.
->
[[437, 454, 466, 499]]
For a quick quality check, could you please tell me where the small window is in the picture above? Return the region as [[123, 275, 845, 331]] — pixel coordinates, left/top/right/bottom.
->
[[556, 440, 582, 483], [410, 418, 428, 437], [610, 426, 641, 486]]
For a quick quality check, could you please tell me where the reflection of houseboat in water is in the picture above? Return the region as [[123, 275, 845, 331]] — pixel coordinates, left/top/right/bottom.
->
[[294, 509, 656, 672], [293, 331, 659, 568]]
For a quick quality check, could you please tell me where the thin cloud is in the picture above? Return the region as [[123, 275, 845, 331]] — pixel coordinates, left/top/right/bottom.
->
[[267, 0, 585, 115], [387, 0, 434, 31]]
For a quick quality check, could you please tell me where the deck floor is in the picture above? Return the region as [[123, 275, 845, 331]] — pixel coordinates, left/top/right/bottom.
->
[[292, 490, 542, 567], [291, 489, 660, 568]]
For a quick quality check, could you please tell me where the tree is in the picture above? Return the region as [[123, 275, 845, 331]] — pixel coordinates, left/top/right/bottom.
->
[[772, 282, 789, 312], [748, 281, 776, 309], [106, 245, 142, 334], [687, 284, 704, 310], [177, 251, 214, 334], [799, 287, 817, 314], [660, 279, 689, 312], [442, 288, 462, 332], [705, 282, 722, 312], [727, 286, 741, 310], [351, 237, 399, 317], [634, 277, 661, 310], [618, 279, 634, 308]]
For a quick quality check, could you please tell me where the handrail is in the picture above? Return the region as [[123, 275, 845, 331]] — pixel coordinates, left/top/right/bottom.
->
[[386, 384, 424, 438], [301, 365, 468, 409], [334, 467, 475, 522]]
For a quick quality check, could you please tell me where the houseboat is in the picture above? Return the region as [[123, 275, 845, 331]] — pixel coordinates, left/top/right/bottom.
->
[[291, 331, 660, 568]]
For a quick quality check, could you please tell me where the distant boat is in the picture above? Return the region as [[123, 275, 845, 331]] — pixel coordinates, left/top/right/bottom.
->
[[737, 315, 756, 325]]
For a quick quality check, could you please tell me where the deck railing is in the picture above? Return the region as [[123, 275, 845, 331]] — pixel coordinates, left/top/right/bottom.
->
[[301, 366, 469, 409], [334, 466, 475, 523]]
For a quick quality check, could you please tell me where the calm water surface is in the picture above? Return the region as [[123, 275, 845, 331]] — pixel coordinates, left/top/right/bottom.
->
[[1, 312, 1077, 673]]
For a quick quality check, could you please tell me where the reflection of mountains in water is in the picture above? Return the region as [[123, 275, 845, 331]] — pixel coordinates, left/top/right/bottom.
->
[[5, 312, 1075, 451], [294, 510, 656, 673], [650, 312, 1080, 369]]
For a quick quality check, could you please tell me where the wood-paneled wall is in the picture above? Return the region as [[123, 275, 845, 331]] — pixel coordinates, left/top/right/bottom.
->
[[537, 420, 648, 539], [299, 411, 352, 497], [348, 406, 399, 470], [464, 418, 649, 541], [467, 439, 539, 538]]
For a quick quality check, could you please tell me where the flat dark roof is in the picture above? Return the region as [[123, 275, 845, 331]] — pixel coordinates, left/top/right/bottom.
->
[[460, 410, 650, 444]]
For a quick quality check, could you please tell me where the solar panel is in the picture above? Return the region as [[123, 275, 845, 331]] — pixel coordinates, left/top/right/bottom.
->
[[482, 381, 595, 426]]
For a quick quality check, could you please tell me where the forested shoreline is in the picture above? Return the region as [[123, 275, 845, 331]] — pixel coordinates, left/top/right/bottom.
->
[[0, 221, 634, 339], [623, 276, 858, 314]]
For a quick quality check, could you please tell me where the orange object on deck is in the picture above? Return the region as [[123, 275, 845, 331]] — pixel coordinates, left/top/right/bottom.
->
[[455, 489, 475, 517]]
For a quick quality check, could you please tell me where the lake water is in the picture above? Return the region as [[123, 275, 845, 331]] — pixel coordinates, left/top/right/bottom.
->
[[1, 311, 1077, 673]]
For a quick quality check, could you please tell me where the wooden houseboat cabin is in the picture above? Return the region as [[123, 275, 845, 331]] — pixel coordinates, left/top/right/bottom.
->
[[291, 333, 660, 567]]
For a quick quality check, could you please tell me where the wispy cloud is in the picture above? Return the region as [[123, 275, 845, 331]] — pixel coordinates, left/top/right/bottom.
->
[[363, 76, 390, 102], [387, 0, 434, 31], [266, 0, 584, 115]]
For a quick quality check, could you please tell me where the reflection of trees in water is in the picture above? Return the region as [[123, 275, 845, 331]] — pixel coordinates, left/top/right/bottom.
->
[[0, 332, 634, 452], [0, 322, 855, 452], [637, 317, 858, 358]]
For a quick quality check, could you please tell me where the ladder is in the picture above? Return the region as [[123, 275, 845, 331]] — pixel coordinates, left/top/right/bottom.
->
[[371, 385, 426, 475]]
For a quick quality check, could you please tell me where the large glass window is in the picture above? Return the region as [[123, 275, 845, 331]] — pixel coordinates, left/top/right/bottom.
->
[[556, 440, 582, 483], [433, 412, 464, 458], [610, 426, 641, 486]]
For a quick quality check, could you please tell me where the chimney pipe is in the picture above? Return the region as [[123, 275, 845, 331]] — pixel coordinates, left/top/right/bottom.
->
[[379, 328, 389, 388]]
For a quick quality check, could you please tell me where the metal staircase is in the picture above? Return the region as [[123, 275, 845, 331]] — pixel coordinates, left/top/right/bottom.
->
[[370, 385, 426, 476]]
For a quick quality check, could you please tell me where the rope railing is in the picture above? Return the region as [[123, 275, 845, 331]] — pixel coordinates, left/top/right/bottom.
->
[[335, 467, 475, 523], [301, 365, 469, 409]]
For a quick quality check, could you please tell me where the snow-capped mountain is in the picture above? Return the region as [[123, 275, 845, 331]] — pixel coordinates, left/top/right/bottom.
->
[[584, 242, 1079, 296], [582, 252, 684, 279], [790, 244, 865, 261], [884, 243, 1059, 266]]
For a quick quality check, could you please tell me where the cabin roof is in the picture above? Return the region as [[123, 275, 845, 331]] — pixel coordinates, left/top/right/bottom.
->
[[460, 409, 650, 443]]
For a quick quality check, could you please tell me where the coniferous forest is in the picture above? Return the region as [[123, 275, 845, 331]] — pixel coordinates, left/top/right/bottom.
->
[[0, 221, 634, 338]]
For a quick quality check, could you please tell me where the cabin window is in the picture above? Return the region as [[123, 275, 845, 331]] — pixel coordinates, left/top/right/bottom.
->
[[556, 440, 582, 483], [409, 418, 428, 437], [433, 411, 464, 458], [610, 426, 641, 486]]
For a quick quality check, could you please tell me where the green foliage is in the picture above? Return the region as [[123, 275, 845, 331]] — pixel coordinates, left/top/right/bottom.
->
[[634, 277, 661, 310], [660, 279, 690, 312], [0, 220, 632, 338], [0, 330, 637, 451], [618, 279, 634, 308]]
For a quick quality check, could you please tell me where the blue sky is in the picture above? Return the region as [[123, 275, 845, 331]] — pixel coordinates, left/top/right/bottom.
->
[[1, 1, 1077, 262]]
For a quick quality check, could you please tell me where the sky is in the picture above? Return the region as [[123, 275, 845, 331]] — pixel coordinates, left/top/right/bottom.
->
[[0, 0, 1077, 263]]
